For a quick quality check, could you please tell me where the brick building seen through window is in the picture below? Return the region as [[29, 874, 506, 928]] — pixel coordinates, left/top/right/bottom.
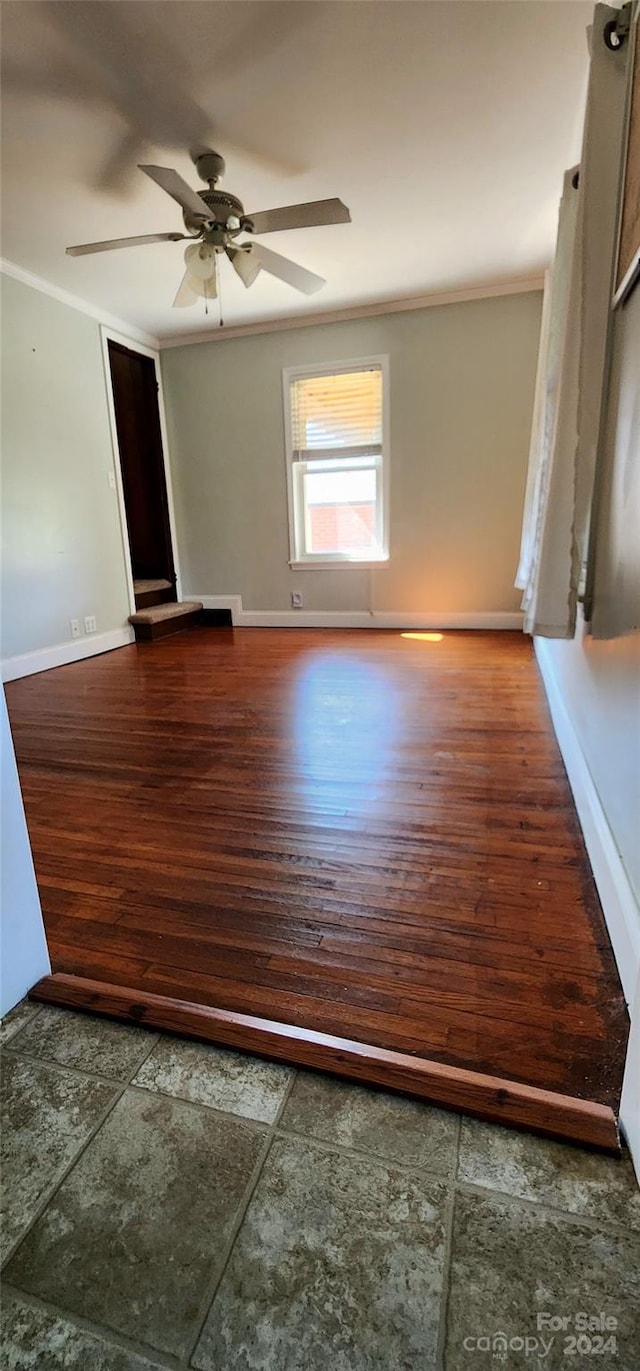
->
[[305, 465, 377, 555]]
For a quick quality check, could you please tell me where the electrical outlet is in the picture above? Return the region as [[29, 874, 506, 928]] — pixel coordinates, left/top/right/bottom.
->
[[70, 619, 81, 639], [291, 592, 303, 609], [84, 615, 97, 634]]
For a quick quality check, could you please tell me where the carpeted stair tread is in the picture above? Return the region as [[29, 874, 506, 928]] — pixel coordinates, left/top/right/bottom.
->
[[133, 578, 172, 595], [129, 600, 203, 625]]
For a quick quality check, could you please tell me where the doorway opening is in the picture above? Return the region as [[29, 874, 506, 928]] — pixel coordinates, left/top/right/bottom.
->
[[107, 338, 177, 613]]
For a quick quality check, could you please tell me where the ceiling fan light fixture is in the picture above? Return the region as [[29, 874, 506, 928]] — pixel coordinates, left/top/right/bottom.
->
[[184, 241, 217, 280], [229, 245, 262, 288], [188, 267, 218, 300], [67, 152, 350, 313]]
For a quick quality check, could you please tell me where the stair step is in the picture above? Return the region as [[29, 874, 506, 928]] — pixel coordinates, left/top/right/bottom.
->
[[133, 579, 172, 595], [129, 601, 203, 642], [134, 577, 176, 611]]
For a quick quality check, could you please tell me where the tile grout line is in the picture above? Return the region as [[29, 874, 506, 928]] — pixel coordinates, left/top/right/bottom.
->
[[3, 1031, 287, 1371], [1, 1032, 161, 1276], [6, 1022, 636, 1205], [126, 1078, 271, 1132], [5, 1040, 274, 1133], [3, 1041, 159, 1090], [454, 1178, 639, 1234], [0, 1282, 184, 1371], [249, 1118, 636, 1239], [1, 1080, 129, 1275], [434, 1115, 461, 1371], [183, 1069, 299, 1369], [273, 1117, 462, 1182], [11, 1034, 631, 1233], [0, 1000, 44, 1046], [6, 1016, 636, 1366], [182, 1131, 275, 1369]]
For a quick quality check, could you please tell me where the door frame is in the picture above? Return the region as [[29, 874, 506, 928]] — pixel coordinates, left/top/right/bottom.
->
[[100, 325, 182, 615]]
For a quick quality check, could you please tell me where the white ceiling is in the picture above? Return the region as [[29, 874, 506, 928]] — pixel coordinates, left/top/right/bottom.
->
[[1, 1, 592, 342]]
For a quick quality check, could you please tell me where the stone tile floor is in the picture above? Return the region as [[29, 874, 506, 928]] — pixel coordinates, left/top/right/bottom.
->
[[1, 999, 639, 1370]]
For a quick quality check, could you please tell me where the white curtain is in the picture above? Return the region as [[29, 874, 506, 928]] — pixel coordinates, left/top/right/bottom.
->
[[516, 171, 580, 635], [516, 4, 630, 637]]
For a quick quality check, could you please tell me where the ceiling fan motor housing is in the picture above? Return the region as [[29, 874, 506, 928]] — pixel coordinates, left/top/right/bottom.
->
[[183, 188, 248, 241]]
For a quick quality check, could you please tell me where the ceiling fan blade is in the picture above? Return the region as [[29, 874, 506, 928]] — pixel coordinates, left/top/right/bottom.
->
[[97, 130, 147, 194], [66, 232, 187, 256], [41, 2, 308, 180], [139, 165, 214, 221], [173, 271, 199, 308], [249, 243, 325, 295], [246, 198, 351, 236]]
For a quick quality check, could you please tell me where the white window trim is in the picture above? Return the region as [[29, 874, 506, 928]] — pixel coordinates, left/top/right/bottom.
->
[[282, 354, 390, 569]]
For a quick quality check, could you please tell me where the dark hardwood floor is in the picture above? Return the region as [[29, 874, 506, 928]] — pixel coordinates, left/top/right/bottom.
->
[[6, 628, 628, 1148]]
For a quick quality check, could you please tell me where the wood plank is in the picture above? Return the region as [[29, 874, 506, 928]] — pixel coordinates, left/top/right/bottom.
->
[[6, 627, 629, 1138], [30, 974, 621, 1153]]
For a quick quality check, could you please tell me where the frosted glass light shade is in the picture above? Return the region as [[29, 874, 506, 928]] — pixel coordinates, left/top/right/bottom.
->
[[184, 242, 217, 280], [188, 269, 218, 299], [230, 246, 262, 288]]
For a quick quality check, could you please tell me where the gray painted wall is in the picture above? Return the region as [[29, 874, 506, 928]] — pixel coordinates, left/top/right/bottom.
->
[[541, 284, 640, 910], [1, 274, 131, 661], [538, 260, 639, 1179], [161, 291, 543, 614]]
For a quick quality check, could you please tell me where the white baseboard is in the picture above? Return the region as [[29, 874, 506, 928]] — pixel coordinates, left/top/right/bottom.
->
[[195, 596, 523, 631], [2, 626, 135, 682], [534, 638, 640, 1008], [535, 636, 640, 1178], [198, 596, 244, 622], [240, 610, 376, 628]]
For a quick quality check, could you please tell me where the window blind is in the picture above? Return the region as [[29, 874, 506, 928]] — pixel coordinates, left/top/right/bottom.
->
[[289, 366, 382, 461]]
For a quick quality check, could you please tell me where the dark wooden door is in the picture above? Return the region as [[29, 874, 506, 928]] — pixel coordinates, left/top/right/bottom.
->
[[108, 341, 175, 584]]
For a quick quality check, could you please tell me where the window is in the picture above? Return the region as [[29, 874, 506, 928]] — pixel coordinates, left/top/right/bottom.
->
[[283, 356, 389, 567]]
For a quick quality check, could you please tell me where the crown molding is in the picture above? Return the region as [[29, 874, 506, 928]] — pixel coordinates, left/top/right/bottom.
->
[[158, 274, 545, 349], [0, 258, 159, 349], [0, 257, 544, 353]]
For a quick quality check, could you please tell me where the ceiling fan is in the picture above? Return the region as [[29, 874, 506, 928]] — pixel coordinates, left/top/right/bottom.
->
[[66, 150, 351, 311]]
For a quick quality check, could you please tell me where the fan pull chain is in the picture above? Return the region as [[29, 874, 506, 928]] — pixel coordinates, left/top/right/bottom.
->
[[218, 257, 224, 327], [205, 255, 216, 316]]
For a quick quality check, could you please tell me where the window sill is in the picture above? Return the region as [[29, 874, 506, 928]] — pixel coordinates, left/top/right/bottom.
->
[[288, 558, 389, 571]]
